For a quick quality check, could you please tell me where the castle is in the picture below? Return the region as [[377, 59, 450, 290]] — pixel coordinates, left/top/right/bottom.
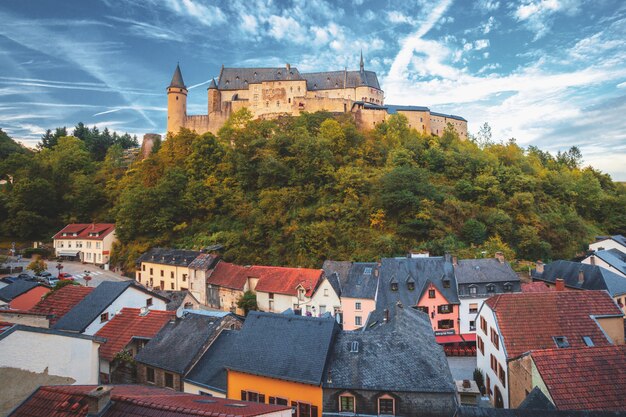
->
[[166, 55, 467, 139]]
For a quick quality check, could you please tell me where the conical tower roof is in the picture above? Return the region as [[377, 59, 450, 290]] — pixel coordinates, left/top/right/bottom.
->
[[168, 64, 186, 89], [208, 78, 218, 90]]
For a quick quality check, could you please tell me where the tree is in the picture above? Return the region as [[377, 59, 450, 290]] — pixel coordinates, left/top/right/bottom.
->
[[27, 255, 47, 275], [462, 219, 488, 245], [237, 290, 257, 315], [474, 122, 493, 148]]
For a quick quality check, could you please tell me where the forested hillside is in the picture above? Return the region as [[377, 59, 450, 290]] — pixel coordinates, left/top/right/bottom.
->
[[1, 111, 625, 271]]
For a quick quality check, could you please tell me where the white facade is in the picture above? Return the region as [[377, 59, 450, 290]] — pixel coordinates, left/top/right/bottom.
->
[[581, 254, 626, 278], [54, 230, 118, 265], [256, 290, 305, 314], [82, 287, 167, 335], [589, 238, 626, 253], [0, 328, 100, 384], [183, 381, 226, 398], [459, 297, 483, 334], [476, 303, 509, 408], [307, 277, 342, 317]]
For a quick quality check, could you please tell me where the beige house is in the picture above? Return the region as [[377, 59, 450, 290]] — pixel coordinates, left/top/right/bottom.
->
[[135, 248, 201, 292], [206, 261, 257, 315], [52, 223, 117, 266]]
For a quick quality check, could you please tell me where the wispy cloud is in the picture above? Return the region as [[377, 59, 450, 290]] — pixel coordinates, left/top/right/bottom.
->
[[106, 16, 184, 42], [514, 0, 583, 40]]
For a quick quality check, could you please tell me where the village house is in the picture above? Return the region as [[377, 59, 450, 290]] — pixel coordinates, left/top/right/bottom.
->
[[338, 262, 380, 330], [588, 234, 626, 253], [454, 254, 521, 337], [253, 266, 324, 315], [95, 307, 175, 384], [532, 260, 626, 311], [323, 304, 457, 417], [135, 311, 242, 391], [52, 223, 117, 266], [476, 290, 624, 409], [307, 272, 342, 321], [153, 289, 202, 315], [9, 384, 292, 417], [52, 281, 168, 335], [320, 260, 353, 325], [135, 247, 201, 292], [29, 284, 93, 326], [0, 280, 50, 310], [373, 255, 460, 340], [187, 252, 220, 303], [225, 311, 339, 417], [508, 345, 626, 411], [581, 249, 626, 278], [206, 261, 258, 315]]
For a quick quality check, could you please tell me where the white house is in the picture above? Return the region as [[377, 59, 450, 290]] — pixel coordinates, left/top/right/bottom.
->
[[308, 274, 342, 318], [582, 250, 626, 278], [52, 223, 117, 266], [52, 281, 168, 335], [252, 266, 323, 315], [589, 235, 626, 253]]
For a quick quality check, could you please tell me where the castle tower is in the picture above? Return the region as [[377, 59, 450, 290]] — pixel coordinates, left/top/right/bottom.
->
[[167, 64, 187, 134], [360, 50, 364, 73], [208, 78, 221, 113]]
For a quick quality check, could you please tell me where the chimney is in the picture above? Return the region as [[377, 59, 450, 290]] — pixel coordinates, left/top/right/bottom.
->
[[462, 379, 471, 389], [85, 386, 112, 415], [555, 278, 565, 291], [444, 252, 452, 264], [452, 256, 458, 267], [535, 260, 544, 274], [578, 269, 585, 285], [495, 252, 504, 264], [383, 308, 389, 323], [286, 63, 291, 73], [590, 255, 596, 265], [139, 306, 149, 316]]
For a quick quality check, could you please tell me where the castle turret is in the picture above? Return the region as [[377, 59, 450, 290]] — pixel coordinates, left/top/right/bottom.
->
[[208, 78, 221, 113], [167, 64, 187, 134], [360, 50, 364, 73]]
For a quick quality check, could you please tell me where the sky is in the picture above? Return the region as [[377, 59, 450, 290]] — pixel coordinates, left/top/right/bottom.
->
[[0, 0, 625, 180]]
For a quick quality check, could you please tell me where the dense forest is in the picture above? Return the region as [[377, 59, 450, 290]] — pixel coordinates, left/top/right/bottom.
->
[[1, 110, 625, 271]]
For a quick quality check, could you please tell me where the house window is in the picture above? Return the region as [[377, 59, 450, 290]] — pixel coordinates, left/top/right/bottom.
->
[[160, 280, 164, 289], [378, 396, 395, 415], [469, 303, 478, 314], [296, 402, 313, 417], [355, 302, 362, 311], [553, 336, 569, 348], [498, 363, 506, 387], [324, 289, 329, 297], [96, 242, 101, 249], [87, 241, 92, 249], [142, 264, 146, 271], [269, 299, 275, 311], [490, 354, 498, 373], [182, 274, 187, 282], [438, 319, 454, 329], [100, 312, 109, 323], [339, 394, 355, 412], [391, 282, 398, 291], [503, 282, 512, 292], [486, 375, 491, 396], [161, 270, 164, 277], [146, 367, 155, 383], [269, 293, 274, 299], [355, 316, 362, 326], [146, 298, 153, 307], [164, 372, 174, 389], [438, 304, 452, 314], [428, 289, 436, 298], [270, 397, 288, 406], [490, 328, 500, 349], [443, 279, 451, 288], [480, 316, 487, 334], [150, 268, 153, 275], [487, 284, 495, 293], [170, 271, 174, 278], [171, 283, 175, 290], [416, 306, 428, 314], [320, 305, 326, 314], [241, 391, 264, 403], [477, 336, 484, 354], [582, 336, 594, 347], [298, 288, 305, 301], [470, 320, 476, 331]]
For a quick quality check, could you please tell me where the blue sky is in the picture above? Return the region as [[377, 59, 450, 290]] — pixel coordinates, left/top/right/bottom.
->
[[1, 0, 625, 179]]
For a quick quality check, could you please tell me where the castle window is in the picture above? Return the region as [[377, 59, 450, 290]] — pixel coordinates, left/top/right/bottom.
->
[[288, 98, 291, 103], [298, 86, 301, 92], [290, 87, 293, 92], [276, 101, 280, 107], [235, 76, 239, 80], [266, 102, 269, 108], [176, 96, 178, 100]]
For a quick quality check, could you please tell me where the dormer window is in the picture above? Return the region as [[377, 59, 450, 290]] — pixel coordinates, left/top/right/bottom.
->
[[364, 267, 372, 275], [582, 336, 594, 347], [62, 233, 67, 236], [486, 284, 496, 293], [443, 279, 451, 288], [407, 282, 415, 291], [503, 282, 512, 292], [349, 341, 359, 353], [391, 281, 398, 291], [553, 336, 569, 348], [469, 286, 477, 296], [298, 288, 305, 301]]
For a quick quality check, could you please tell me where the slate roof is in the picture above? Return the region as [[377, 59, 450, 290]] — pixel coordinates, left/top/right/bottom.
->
[[340, 262, 379, 299], [0, 280, 45, 302], [95, 308, 175, 361], [52, 223, 115, 240], [484, 291, 623, 359], [455, 258, 519, 284], [52, 281, 167, 333], [592, 249, 626, 276], [324, 305, 455, 393], [301, 70, 381, 90], [184, 329, 238, 393], [321, 260, 352, 297], [531, 345, 626, 411], [518, 387, 556, 410], [152, 290, 199, 311], [218, 67, 304, 90], [430, 111, 468, 122], [372, 256, 458, 322], [533, 260, 626, 297], [188, 253, 220, 271], [226, 311, 338, 385], [136, 248, 202, 268], [168, 64, 186, 89], [135, 312, 232, 374], [10, 384, 290, 417], [386, 104, 430, 114], [30, 285, 94, 326], [593, 235, 626, 248]]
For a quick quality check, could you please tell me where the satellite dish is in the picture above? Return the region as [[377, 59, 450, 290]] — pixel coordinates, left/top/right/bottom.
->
[[176, 308, 184, 319]]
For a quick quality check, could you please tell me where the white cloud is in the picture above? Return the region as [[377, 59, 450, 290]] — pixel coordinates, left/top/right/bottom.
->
[[474, 39, 490, 50], [477, 0, 500, 11], [240, 14, 259, 34], [514, 0, 583, 40], [106, 16, 184, 42], [268, 15, 305, 42], [482, 16, 496, 34], [163, 0, 226, 26]]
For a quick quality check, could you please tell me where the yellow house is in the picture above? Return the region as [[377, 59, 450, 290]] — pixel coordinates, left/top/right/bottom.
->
[[136, 248, 201, 292], [224, 311, 338, 417]]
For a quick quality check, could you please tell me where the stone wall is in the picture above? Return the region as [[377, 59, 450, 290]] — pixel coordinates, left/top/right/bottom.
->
[[508, 354, 533, 408]]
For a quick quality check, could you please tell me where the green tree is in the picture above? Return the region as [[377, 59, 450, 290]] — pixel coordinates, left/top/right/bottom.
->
[[237, 290, 257, 315], [27, 255, 47, 275]]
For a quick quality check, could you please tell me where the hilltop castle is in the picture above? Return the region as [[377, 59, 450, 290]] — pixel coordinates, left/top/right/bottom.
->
[[166, 55, 467, 139]]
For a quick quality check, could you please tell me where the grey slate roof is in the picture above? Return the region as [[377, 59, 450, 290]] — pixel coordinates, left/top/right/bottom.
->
[[430, 111, 468, 122], [455, 258, 519, 284], [0, 280, 43, 302], [301, 70, 381, 90], [153, 290, 198, 311], [371, 256, 458, 323], [135, 313, 231, 374], [595, 235, 626, 248], [321, 260, 352, 297], [518, 387, 556, 410], [324, 305, 455, 393], [188, 253, 220, 271], [533, 260, 626, 297], [184, 329, 238, 393], [225, 311, 338, 385], [136, 248, 202, 268], [208, 78, 217, 89], [169, 64, 186, 89], [341, 262, 379, 299], [386, 104, 430, 114], [52, 281, 131, 332], [218, 67, 303, 90], [592, 249, 626, 276]]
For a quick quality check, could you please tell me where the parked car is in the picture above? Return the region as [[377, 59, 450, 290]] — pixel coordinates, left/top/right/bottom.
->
[[35, 271, 52, 278], [58, 272, 74, 281], [1, 276, 19, 284], [16, 273, 37, 281], [44, 276, 59, 286]]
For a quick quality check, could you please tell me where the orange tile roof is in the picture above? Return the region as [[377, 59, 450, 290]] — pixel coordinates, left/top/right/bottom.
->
[[207, 261, 250, 290], [12, 384, 291, 417], [30, 285, 94, 326], [52, 223, 115, 240], [532, 345, 626, 411], [485, 290, 623, 359], [95, 307, 175, 361]]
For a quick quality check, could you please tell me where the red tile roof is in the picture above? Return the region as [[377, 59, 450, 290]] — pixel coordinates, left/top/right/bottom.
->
[[29, 285, 94, 326], [521, 282, 554, 293], [485, 290, 623, 359], [11, 385, 291, 417], [208, 262, 323, 296], [52, 223, 115, 240], [95, 308, 175, 361], [531, 345, 626, 411]]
